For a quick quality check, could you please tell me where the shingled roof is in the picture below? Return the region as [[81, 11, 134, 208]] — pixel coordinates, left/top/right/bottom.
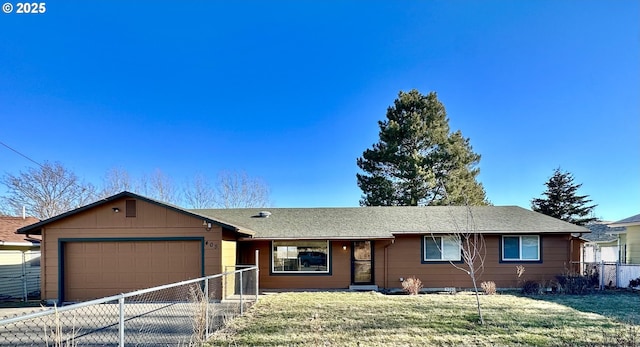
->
[[0, 216, 40, 244], [610, 213, 640, 227], [14, 191, 588, 240], [582, 223, 624, 243], [193, 206, 588, 239]]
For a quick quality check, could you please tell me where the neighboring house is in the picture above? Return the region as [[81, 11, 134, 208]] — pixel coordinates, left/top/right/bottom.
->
[[17, 191, 588, 303], [582, 223, 625, 263], [0, 216, 41, 301], [609, 214, 640, 264]]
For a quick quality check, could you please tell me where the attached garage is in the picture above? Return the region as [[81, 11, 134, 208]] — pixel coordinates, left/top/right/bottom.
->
[[16, 192, 254, 304], [61, 239, 203, 301]]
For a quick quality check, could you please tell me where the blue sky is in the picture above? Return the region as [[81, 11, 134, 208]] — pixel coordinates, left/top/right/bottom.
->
[[0, 1, 638, 221]]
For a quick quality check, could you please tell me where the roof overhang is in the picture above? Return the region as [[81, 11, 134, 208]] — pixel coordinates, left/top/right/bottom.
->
[[391, 230, 584, 234], [239, 236, 395, 241], [0, 241, 40, 247], [608, 222, 638, 228], [17, 191, 255, 237]]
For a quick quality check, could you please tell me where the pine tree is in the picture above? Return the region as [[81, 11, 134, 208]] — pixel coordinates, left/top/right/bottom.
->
[[531, 168, 597, 225], [356, 89, 487, 206]]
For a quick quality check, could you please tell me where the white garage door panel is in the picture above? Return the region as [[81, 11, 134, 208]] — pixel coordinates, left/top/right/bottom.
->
[[64, 240, 201, 301]]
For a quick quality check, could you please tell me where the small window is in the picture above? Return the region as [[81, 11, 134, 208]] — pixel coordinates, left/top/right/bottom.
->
[[125, 199, 136, 218], [424, 235, 461, 261], [502, 235, 540, 261], [272, 240, 329, 273]]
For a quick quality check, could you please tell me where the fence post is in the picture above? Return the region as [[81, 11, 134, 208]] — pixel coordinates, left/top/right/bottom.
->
[[255, 249, 259, 303], [21, 251, 27, 301], [224, 266, 228, 301], [239, 270, 244, 315], [599, 261, 604, 290], [119, 296, 125, 347], [204, 278, 210, 338]]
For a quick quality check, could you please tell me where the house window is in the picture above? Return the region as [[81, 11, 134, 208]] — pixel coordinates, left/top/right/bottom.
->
[[502, 235, 540, 261], [423, 235, 461, 261], [272, 241, 329, 273]]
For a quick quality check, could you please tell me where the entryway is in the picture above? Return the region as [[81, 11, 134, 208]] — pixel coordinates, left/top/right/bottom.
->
[[350, 241, 375, 288]]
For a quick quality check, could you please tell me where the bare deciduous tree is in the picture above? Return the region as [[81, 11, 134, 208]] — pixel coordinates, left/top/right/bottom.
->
[[100, 167, 133, 197], [0, 162, 97, 219], [97, 168, 272, 208], [214, 170, 271, 208], [136, 169, 180, 204], [431, 204, 486, 324], [183, 173, 216, 209]]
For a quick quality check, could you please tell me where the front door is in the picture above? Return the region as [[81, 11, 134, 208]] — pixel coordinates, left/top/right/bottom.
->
[[351, 241, 374, 284]]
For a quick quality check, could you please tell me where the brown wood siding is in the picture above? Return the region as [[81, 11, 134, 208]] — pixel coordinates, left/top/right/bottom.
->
[[241, 233, 574, 290], [387, 234, 573, 289], [41, 197, 228, 301], [244, 240, 352, 289]]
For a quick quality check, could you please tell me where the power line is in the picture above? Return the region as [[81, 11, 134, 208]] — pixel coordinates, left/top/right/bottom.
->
[[0, 140, 44, 168], [0, 139, 105, 204]]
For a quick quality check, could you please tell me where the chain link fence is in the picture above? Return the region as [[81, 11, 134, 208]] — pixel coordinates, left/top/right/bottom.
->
[[0, 265, 258, 346], [0, 251, 41, 302]]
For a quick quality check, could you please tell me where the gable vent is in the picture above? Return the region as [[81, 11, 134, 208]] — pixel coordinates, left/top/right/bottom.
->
[[125, 199, 137, 218]]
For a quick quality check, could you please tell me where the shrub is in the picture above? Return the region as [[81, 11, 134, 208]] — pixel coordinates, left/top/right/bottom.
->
[[515, 265, 526, 288], [521, 280, 540, 295], [480, 281, 496, 295], [555, 274, 596, 295], [402, 276, 423, 295], [629, 277, 640, 288], [516, 265, 525, 278]]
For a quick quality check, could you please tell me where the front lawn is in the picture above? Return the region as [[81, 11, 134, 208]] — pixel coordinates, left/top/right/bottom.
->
[[210, 291, 640, 346]]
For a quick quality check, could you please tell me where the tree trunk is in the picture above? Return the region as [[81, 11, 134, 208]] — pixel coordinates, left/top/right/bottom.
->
[[470, 275, 484, 325]]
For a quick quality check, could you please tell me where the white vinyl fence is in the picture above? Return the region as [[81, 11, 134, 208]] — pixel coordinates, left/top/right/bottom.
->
[[581, 262, 640, 289]]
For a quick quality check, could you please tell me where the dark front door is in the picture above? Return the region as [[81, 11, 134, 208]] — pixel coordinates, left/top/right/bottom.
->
[[351, 241, 373, 284]]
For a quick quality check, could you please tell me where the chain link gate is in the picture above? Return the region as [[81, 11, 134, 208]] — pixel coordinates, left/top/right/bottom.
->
[[0, 265, 258, 346]]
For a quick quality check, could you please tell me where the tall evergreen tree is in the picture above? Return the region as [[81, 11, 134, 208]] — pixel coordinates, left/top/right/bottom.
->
[[356, 89, 487, 206], [531, 168, 597, 225]]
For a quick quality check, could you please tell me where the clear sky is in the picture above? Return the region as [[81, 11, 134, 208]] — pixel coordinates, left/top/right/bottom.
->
[[0, 1, 638, 222]]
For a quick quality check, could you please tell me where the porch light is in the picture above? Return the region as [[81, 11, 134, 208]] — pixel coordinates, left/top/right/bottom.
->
[[112, 207, 120, 213], [342, 245, 347, 250]]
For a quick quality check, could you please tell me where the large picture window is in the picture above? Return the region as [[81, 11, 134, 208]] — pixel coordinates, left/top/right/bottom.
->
[[272, 241, 329, 273], [502, 235, 540, 261], [423, 235, 461, 261]]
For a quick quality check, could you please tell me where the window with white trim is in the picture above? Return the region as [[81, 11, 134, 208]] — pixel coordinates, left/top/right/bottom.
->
[[272, 240, 329, 273], [502, 235, 540, 261], [424, 235, 461, 261]]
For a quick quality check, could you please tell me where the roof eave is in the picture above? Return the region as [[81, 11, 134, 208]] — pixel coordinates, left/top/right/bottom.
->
[[608, 222, 639, 228], [16, 191, 255, 237], [239, 236, 395, 241], [0, 241, 39, 247], [391, 230, 585, 234]]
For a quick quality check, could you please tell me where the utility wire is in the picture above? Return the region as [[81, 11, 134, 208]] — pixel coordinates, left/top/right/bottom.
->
[[0, 139, 104, 203], [0, 140, 44, 168]]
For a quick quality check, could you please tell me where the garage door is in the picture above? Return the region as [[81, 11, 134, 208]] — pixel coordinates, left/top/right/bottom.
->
[[63, 240, 202, 301]]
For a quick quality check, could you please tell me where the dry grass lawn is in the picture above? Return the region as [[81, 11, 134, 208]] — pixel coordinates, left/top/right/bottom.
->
[[209, 291, 640, 347]]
